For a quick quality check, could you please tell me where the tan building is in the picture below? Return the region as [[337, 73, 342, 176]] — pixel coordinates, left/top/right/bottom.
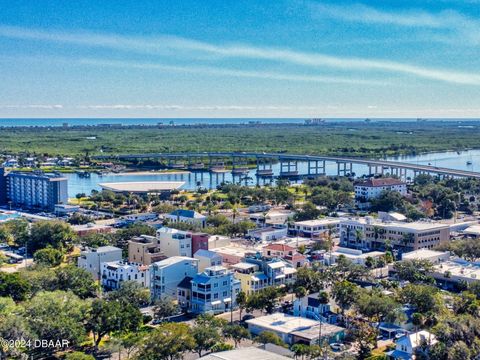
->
[[128, 235, 166, 265], [340, 217, 450, 251]]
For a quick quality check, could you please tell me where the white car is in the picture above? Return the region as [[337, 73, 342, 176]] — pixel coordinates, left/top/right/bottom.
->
[[330, 343, 346, 351]]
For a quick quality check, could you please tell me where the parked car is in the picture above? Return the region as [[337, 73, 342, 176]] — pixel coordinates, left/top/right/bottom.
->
[[330, 343, 346, 351]]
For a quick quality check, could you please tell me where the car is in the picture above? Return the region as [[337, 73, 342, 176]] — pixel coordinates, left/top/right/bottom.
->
[[395, 332, 407, 339], [330, 343, 346, 351], [242, 314, 255, 322]]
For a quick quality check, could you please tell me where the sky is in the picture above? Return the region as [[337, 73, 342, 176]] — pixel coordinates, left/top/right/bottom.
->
[[1, 0, 480, 118]]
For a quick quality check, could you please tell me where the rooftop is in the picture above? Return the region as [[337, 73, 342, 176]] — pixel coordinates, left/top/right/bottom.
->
[[263, 243, 295, 252], [152, 256, 198, 268], [169, 209, 206, 219], [355, 177, 406, 187], [402, 249, 450, 261], [194, 249, 221, 259], [293, 218, 341, 227], [200, 347, 291, 360], [99, 181, 184, 193], [83, 245, 121, 254]]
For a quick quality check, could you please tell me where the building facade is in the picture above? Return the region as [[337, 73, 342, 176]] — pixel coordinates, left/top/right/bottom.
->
[[289, 219, 341, 238], [77, 246, 123, 280], [150, 256, 198, 300], [354, 178, 407, 209], [101, 261, 150, 290], [194, 249, 223, 272], [157, 227, 193, 257], [128, 235, 166, 265], [165, 209, 207, 228]]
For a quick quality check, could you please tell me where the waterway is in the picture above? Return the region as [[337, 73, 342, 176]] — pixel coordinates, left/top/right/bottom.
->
[[64, 149, 480, 197]]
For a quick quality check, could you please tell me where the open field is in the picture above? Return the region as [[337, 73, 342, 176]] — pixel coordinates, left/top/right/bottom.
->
[[0, 121, 478, 157]]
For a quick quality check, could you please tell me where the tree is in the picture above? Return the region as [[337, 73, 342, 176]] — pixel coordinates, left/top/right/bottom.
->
[[24, 291, 88, 349], [107, 281, 150, 308], [28, 220, 76, 252], [255, 331, 285, 347], [393, 259, 435, 284], [291, 343, 310, 360], [191, 322, 221, 357], [370, 190, 406, 212], [33, 247, 63, 267], [257, 287, 281, 314], [0, 272, 31, 301], [64, 352, 95, 360], [54, 265, 98, 299], [86, 298, 142, 350], [153, 297, 179, 322], [293, 202, 321, 221], [294, 267, 324, 294], [399, 284, 444, 315], [222, 324, 250, 348], [236, 291, 247, 321], [120, 332, 143, 359], [349, 319, 377, 360], [136, 323, 195, 360]]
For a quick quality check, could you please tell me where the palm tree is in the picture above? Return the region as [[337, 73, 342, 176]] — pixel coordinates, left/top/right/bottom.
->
[[355, 229, 364, 249]]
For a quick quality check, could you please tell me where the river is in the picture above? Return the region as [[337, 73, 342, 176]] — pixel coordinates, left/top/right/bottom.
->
[[64, 149, 480, 197]]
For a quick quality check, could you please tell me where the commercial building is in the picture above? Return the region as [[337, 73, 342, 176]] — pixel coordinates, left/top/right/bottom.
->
[[77, 246, 123, 280], [401, 249, 450, 264], [165, 209, 207, 228], [128, 235, 166, 265], [246, 313, 345, 345], [289, 218, 341, 238], [101, 261, 150, 290], [72, 223, 113, 237], [354, 177, 407, 209], [247, 226, 288, 242], [156, 227, 192, 257], [190, 265, 241, 314], [324, 247, 385, 266], [0, 169, 68, 212], [340, 217, 450, 251], [249, 210, 293, 227], [194, 249, 223, 272], [150, 256, 198, 300]]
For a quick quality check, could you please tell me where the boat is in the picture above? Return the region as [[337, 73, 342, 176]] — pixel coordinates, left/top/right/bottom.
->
[[467, 161, 473, 165]]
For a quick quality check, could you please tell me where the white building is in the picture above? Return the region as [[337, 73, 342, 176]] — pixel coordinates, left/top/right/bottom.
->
[[156, 227, 192, 257], [325, 247, 385, 266], [77, 246, 122, 280], [190, 265, 241, 314], [249, 210, 293, 227], [194, 249, 223, 272], [293, 292, 337, 324], [354, 177, 407, 209], [247, 226, 288, 242], [101, 260, 150, 290], [165, 209, 207, 228], [289, 218, 341, 238], [150, 256, 198, 300], [401, 249, 450, 264], [388, 331, 437, 360]]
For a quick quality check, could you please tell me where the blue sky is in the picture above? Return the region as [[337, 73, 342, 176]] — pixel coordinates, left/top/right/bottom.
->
[[1, 0, 480, 118]]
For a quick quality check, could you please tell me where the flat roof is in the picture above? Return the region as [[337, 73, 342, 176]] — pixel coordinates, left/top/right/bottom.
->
[[294, 218, 341, 226], [402, 249, 449, 261], [464, 225, 480, 235], [99, 181, 184, 193], [200, 347, 291, 360]]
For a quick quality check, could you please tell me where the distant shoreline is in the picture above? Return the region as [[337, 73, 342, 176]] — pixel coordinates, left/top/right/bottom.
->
[[112, 170, 191, 176]]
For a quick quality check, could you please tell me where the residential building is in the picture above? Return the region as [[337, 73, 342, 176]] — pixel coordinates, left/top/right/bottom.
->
[[150, 256, 199, 300], [210, 244, 258, 266], [232, 262, 269, 295], [262, 243, 307, 268], [128, 235, 166, 265], [249, 210, 293, 227], [165, 209, 207, 228], [177, 276, 193, 310], [156, 227, 192, 257], [289, 218, 341, 238], [324, 247, 386, 266], [190, 265, 241, 314], [244, 256, 297, 287], [247, 226, 288, 242], [77, 246, 122, 280], [387, 331, 437, 360], [72, 223, 113, 237], [340, 217, 450, 251], [208, 235, 232, 248], [246, 313, 345, 345], [194, 249, 223, 272], [200, 347, 291, 360], [191, 232, 209, 255], [0, 169, 68, 211], [354, 177, 407, 209], [293, 292, 338, 324], [101, 261, 150, 290]]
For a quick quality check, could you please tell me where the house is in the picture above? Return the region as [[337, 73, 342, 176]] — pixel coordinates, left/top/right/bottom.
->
[[244, 256, 296, 287], [210, 244, 258, 266], [387, 331, 437, 360], [232, 262, 269, 295], [246, 313, 345, 345], [150, 256, 199, 301], [247, 226, 288, 242], [177, 276, 193, 310], [156, 227, 192, 257], [340, 217, 450, 252], [293, 292, 338, 324], [77, 246, 122, 280], [289, 218, 341, 238], [194, 249, 223, 272], [128, 235, 166, 265], [165, 209, 207, 228], [355, 177, 407, 209], [262, 243, 307, 268], [101, 261, 150, 290], [190, 266, 241, 314]]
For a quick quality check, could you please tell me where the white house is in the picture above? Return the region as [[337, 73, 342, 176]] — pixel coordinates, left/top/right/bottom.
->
[[156, 227, 192, 257], [165, 209, 207, 228], [77, 246, 122, 280], [293, 292, 338, 324], [101, 261, 150, 290], [387, 331, 437, 360], [150, 256, 198, 300]]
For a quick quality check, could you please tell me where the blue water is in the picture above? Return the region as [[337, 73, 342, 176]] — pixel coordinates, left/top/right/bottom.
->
[[64, 149, 480, 197], [0, 118, 479, 127]]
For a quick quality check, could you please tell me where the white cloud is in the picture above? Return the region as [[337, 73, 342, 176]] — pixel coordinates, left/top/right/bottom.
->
[[0, 104, 63, 109], [1, 25, 480, 85]]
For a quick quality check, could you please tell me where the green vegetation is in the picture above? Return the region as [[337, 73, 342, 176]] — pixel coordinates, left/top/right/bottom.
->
[[1, 121, 479, 157]]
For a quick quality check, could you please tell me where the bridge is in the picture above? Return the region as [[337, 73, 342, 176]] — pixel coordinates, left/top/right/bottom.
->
[[93, 152, 480, 180]]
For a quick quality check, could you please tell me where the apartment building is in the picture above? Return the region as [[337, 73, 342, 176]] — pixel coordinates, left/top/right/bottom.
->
[[0, 169, 68, 211], [165, 209, 207, 228], [150, 256, 198, 300], [244, 256, 297, 287], [340, 217, 450, 251], [190, 265, 241, 314], [128, 235, 166, 265], [194, 249, 223, 272], [101, 261, 150, 290], [77, 246, 122, 280], [262, 243, 307, 268], [231, 262, 269, 295], [156, 227, 192, 257], [354, 177, 407, 209]]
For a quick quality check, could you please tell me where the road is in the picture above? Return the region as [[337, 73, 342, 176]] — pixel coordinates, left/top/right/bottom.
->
[[0, 258, 33, 273]]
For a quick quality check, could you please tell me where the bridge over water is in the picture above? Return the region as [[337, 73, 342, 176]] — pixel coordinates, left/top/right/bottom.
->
[[93, 152, 480, 180]]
